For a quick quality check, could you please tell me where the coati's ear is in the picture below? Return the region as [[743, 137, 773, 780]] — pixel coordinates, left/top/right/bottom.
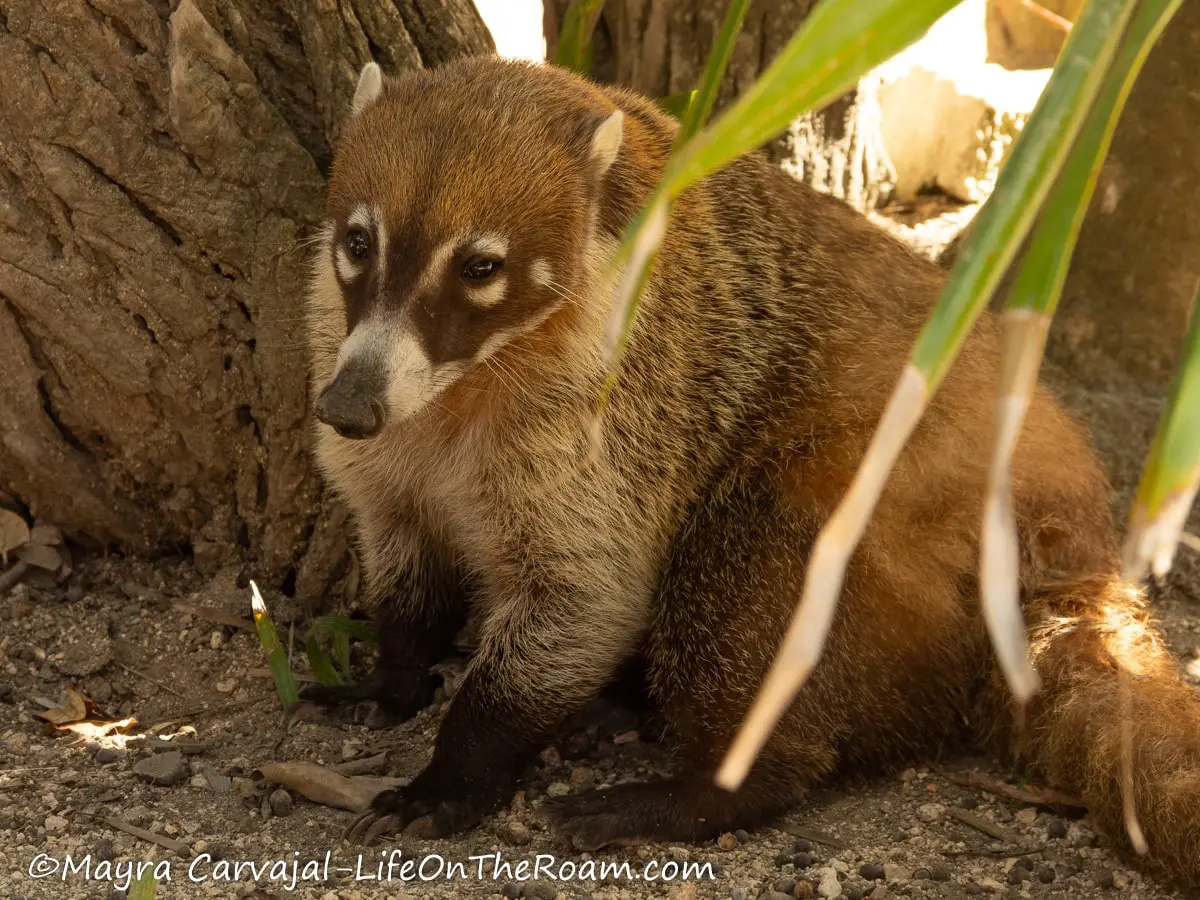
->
[[351, 62, 383, 118], [589, 110, 624, 175]]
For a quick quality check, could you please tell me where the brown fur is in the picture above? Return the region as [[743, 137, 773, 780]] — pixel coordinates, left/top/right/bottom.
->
[[305, 57, 1200, 886]]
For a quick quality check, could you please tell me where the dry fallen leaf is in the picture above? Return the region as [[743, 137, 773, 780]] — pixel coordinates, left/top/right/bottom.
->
[[35, 686, 89, 725], [252, 761, 403, 812], [0, 509, 30, 558], [61, 717, 137, 740]]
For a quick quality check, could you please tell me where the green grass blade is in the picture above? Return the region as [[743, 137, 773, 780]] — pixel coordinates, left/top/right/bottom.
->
[[604, 0, 959, 384], [554, 0, 606, 74], [128, 871, 156, 900], [250, 580, 299, 708], [656, 90, 698, 120], [981, 0, 1183, 705], [305, 630, 343, 686], [1006, 0, 1184, 317], [310, 615, 378, 644], [909, 0, 1138, 384], [676, 0, 754, 146], [1124, 288, 1200, 580]]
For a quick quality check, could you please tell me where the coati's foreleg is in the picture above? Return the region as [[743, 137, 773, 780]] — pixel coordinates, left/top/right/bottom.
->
[[352, 568, 649, 839], [546, 456, 984, 849], [301, 530, 469, 724]]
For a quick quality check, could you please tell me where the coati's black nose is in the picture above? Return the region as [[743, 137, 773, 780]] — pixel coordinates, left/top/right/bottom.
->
[[315, 370, 386, 440]]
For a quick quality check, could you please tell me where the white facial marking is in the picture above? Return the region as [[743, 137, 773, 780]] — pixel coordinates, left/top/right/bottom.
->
[[466, 273, 507, 309], [530, 258, 553, 287], [351, 62, 383, 118], [475, 305, 556, 364], [334, 246, 357, 283], [418, 238, 458, 293], [470, 234, 508, 258], [386, 329, 436, 418], [375, 219, 389, 282], [348, 205, 373, 230]]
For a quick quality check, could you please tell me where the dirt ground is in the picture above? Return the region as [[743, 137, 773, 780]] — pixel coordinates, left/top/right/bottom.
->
[[2, 208, 1199, 900]]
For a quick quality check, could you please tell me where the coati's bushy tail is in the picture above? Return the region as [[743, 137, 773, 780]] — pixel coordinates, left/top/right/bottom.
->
[[987, 575, 1200, 886]]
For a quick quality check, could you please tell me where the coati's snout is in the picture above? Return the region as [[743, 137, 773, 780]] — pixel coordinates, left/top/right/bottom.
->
[[314, 359, 386, 440]]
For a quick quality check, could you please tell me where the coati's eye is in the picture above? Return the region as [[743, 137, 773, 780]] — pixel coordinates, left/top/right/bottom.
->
[[461, 256, 502, 282], [345, 228, 371, 260]]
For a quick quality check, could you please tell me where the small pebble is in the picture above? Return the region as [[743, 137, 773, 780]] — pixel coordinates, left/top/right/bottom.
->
[[963, 885, 983, 896], [545, 781, 571, 798], [499, 821, 532, 845], [916, 803, 944, 824], [960, 795, 979, 810], [793, 839, 812, 853], [816, 867, 842, 899], [1007, 866, 1031, 885], [569, 765, 596, 792], [613, 729, 640, 745], [731, 888, 749, 900], [775, 879, 797, 895], [1016, 857, 1035, 871], [268, 789, 292, 817], [734, 828, 750, 843], [1037, 866, 1056, 884], [794, 883, 815, 900], [717, 832, 739, 851], [215, 678, 236, 693], [793, 852, 814, 868], [842, 886, 863, 900], [500, 882, 522, 900], [539, 746, 562, 768], [526, 884, 557, 900], [1047, 818, 1067, 839], [94, 748, 122, 765], [912, 869, 931, 881], [930, 866, 951, 882], [762, 893, 792, 900], [1014, 807, 1038, 825], [133, 751, 187, 786], [859, 864, 885, 881], [209, 631, 225, 650], [44, 814, 68, 833]]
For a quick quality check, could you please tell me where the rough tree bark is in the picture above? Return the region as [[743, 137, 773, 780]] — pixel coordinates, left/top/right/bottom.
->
[[543, 0, 894, 211], [0, 0, 493, 601]]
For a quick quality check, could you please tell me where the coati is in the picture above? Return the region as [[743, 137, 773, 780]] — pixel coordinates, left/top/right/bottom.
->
[[303, 56, 1200, 885]]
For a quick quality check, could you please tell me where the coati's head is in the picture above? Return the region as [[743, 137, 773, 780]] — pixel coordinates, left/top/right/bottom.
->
[[308, 57, 663, 440]]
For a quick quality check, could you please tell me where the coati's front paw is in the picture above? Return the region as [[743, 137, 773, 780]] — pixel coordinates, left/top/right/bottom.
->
[[344, 766, 512, 844], [542, 781, 715, 851], [297, 667, 435, 728]]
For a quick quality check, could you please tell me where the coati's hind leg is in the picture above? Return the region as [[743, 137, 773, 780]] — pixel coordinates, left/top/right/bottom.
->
[[300, 530, 470, 726], [546, 455, 985, 849]]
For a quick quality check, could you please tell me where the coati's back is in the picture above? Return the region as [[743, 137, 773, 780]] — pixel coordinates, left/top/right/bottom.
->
[[306, 56, 1200, 887]]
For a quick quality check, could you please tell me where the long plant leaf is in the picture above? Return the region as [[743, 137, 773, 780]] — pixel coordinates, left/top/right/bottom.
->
[[716, 0, 1141, 791], [554, 0, 606, 74], [982, 0, 1184, 755], [251, 580, 299, 708]]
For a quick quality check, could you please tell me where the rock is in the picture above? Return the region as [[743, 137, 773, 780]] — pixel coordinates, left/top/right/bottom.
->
[[93, 748, 122, 765], [1111, 871, 1131, 889], [209, 630, 225, 649], [883, 864, 908, 883], [215, 679, 236, 693], [500, 883, 521, 900], [734, 828, 750, 843], [268, 789, 293, 817], [133, 751, 187, 786], [859, 864, 885, 881], [731, 888, 749, 900], [1014, 806, 1038, 825], [978, 876, 1006, 892], [526, 883, 557, 900], [499, 821, 532, 846], [829, 858, 849, 875], [842, 886, 863, 900], [794, 882, 815, 900], [816, 868, 842, 899], [963, 885, 983, 896], [1067, 822, 1096, 848], [1037, 865, 1056, 884], [916, 803, 944, 823], [717, 832, 739, 851], [912, 868, 931, 880], [1046, 818, 1067, 839], [775, 879, 797, 895], [763, 893, 792, 900], [961, 795, 979, 810], [539, 746, 562, 768], [44, 814, 68, 833], [930, 866, 952, 882], [793, 852, 814, 868], [613, 729, 640, 745], [1007, 865, 1031, 885], [569, 765, 595, 792], [793, 839, 812, 853], [545, 781, 571, 798]]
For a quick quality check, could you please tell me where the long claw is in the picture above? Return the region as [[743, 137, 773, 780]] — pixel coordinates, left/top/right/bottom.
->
[[364, 814, 401, 844], [343, 809, 379, 844]]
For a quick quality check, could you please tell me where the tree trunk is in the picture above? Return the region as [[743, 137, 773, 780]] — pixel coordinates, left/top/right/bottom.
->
[[543, 0, 893, 211], [0, 0, 493, 601]]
